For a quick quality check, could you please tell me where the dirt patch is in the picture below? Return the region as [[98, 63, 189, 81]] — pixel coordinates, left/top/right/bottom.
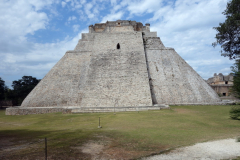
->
[[79, 142, 104, 154], [0, 136, 91, 160], [0, 137, 45, 160], [0, 135, 167, 160], [72, 141, 105, 159], [70, 136, 143, 159], [0, 138, 15, 150], [97, 138, 168, 160], [102, 146, 150, 160], [70, 135, 168, 159]]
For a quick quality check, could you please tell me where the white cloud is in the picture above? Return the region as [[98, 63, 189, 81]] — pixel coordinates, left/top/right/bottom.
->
[[126, 0, 163, 15], [73, 24, 80, 32], [110, 0, 117, 6], [80, 0, 86, 4], [0, 1, 49, 37], [0, 26, 88, 86], [79, 1, 101, 20], [0, 0, 57, 86], [68, 16, 77, 21], [61, 1, 67, 7], [85, 3, 93, 14], [150, 0, 227, 33], [28, 0, 55, 11], [101, 11, 124, 23], [60, 0, 85, 11], [148, 1, 231, 80], [147, 0, 232, 80], [75, 4, 82, 9], [0, 0, 53, 54]]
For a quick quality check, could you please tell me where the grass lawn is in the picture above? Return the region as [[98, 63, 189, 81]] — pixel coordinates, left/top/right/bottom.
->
[[0, 105, 240, 159]]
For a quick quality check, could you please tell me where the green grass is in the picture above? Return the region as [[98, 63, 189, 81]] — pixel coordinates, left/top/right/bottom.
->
[[0, 105, 240, 159]]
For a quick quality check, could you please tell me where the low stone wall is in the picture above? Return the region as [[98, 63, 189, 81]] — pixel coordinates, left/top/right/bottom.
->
[[168, 102, 237, 105], [5, 107, 73, 115], [71, 105, 170, 113], [7, 102, 236, 115], [5, 105, 170, 115]]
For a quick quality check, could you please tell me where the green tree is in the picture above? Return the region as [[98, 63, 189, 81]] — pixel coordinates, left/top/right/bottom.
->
[[12, 76, 40, 105], [212, 0, 240, 59], [231, 60, 240, 98], [0, 77, 8, 101], [0, 77, 9, 108]]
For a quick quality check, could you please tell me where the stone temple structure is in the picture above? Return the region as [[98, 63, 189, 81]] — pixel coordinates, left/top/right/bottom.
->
[[206, 73, 233, 97], [6, 20, 221, 115]]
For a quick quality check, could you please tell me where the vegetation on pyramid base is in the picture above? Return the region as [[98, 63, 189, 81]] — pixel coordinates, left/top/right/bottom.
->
[[230, 105, 240, 120], [231, 60, 240, 99]]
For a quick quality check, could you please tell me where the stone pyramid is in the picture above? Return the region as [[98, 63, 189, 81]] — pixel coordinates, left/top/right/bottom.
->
[[6, 20, 221, 115]]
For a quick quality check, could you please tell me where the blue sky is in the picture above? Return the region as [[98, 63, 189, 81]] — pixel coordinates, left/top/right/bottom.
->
[[0, 0, 233, 87]]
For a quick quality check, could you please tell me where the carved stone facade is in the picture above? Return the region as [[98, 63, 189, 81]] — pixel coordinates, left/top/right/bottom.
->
[[206, 73, 233, 96], [6, 20, 221, 115]]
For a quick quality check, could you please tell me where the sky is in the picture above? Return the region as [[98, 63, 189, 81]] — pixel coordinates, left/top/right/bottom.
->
[[0, 0, 233, 88]]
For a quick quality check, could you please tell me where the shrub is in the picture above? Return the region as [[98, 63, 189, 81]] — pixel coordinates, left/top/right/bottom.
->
[[237, 137, 240, 142], [230, 106, 240, 120]]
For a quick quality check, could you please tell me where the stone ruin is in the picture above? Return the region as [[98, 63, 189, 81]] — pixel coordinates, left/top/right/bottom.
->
[[206, 73, 233, 97], [6, 20, 221, 115]]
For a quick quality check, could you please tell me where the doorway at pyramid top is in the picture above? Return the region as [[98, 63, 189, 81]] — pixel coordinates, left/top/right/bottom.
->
[[117, 43, 120, 49]]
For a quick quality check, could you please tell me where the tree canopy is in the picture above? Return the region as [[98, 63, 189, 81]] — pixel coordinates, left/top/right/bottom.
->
[[11, 76, 41, 105], [213, 0, 240, 59], [231, 60, 240, 98], [0, 76, 40, 106], [0, 77, 7, 101]]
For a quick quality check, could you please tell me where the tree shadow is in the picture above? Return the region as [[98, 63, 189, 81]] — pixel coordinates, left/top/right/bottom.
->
[[0, 129, 91, 160]]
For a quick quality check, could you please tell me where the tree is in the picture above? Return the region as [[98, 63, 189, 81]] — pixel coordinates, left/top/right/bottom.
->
[[0, 77, 8, 101], [212, 0, 240, 59], [0, 77, 9, 108], [230, 60, 240, 120], [12, 76, 41, 105], [231, 59, 240, 98]]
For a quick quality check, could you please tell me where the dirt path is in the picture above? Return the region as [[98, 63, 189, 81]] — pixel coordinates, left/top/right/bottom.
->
[[143, 138, 240, 160], [1, 136, 239, 159]]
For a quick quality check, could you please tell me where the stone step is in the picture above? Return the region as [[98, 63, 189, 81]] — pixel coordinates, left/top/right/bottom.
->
[[71, 108, 113, 113], [71, 106, 169, 113]]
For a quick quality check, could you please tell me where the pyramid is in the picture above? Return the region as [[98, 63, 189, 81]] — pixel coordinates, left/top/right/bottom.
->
[[6, 20, 221, 115]]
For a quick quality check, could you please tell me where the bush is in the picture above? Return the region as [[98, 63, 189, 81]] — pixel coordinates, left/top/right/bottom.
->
[[230, 106, 240, 120], [237, 137, 240, 142]]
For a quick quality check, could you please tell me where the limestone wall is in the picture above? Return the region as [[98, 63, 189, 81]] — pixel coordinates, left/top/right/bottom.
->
[[19, 20, 221, 112], [78, 32, 152, 107], [21, 51, 92, 107], [145, 46, 221, 104], [21, 31, 152, 108]]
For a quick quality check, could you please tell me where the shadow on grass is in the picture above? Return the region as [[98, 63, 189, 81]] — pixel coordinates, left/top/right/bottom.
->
[[0, 107, 6, 111], [0, 129, 93, 160], [0, 129, 55, 140], [0, 128, 91, 140], [0, 129, 94, 152]]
